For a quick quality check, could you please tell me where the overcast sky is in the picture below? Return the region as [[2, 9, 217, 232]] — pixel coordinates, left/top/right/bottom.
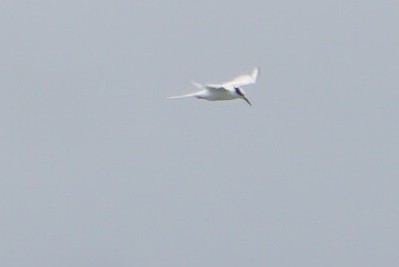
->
[[1, 1, 398, 266]]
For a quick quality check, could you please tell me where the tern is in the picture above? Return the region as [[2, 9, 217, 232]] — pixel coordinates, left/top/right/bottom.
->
[[168, 67, 259, 106]]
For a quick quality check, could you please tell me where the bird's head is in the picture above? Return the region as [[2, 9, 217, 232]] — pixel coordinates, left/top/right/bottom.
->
[[234, 87, 252, 106]]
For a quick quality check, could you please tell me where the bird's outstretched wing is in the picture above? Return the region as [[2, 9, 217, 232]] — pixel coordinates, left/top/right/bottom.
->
[[192, 81, 226, 91], [222, 67, 259, 89], [167, 92, 198, 99]]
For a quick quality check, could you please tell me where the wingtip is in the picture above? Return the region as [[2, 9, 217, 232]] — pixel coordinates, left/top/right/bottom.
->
[[166, 92, 198, 99], [252, 67, 260, 81]]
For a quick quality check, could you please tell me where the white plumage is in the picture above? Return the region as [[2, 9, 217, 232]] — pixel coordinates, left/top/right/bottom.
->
[[168, 67, 259, 106]]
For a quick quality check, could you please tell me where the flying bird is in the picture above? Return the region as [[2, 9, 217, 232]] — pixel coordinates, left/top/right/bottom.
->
[[167, 67, 259, 106]]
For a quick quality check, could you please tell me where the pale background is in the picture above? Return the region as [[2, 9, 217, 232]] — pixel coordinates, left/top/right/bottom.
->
[[1, 1, 398, 266]]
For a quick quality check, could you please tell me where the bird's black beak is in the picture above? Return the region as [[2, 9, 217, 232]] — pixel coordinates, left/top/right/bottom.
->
[[244, 97, 252, 106]]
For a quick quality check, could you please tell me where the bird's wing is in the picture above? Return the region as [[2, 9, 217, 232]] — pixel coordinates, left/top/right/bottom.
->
[[222, 67, 259, 89], [192, 81, 227, 91], [167, 91, 199, 99]]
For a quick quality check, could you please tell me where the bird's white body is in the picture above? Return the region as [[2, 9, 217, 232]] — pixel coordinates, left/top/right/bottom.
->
[[196, 89, 239, 101], [168, 67, 259, 106]]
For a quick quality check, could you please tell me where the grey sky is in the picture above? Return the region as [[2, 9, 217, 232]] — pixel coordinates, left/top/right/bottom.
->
[[1, 1, 398, 266]]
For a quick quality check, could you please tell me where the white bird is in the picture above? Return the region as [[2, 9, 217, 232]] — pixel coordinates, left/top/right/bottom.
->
[[168, 67, 259, 106]]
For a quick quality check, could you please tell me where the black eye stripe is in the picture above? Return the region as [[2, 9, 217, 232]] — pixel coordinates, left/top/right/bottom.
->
[[235, 87, 244, 96]]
